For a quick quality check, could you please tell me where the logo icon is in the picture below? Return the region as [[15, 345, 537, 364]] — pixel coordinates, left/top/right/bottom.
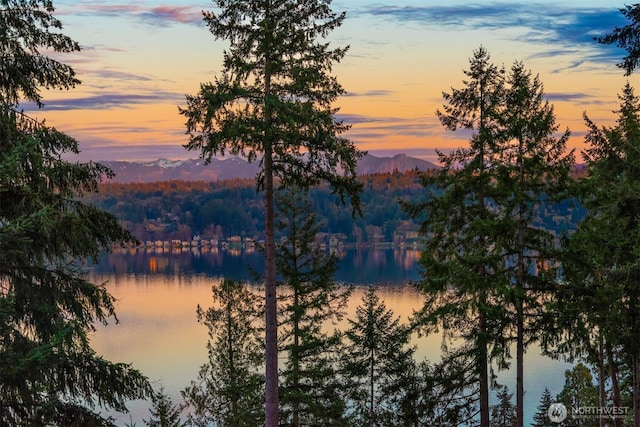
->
[[548, 402, 568, 423]]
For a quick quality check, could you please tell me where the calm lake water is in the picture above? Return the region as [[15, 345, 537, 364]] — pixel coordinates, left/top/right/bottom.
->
[[89, 247, 571, 425]]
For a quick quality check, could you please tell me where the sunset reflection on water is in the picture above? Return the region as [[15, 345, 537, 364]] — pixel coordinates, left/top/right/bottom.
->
[[89, 249, 571, 425]]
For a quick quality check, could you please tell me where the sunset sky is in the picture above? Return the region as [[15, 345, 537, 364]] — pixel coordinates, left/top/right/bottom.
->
[[27, 1, 635, 163]]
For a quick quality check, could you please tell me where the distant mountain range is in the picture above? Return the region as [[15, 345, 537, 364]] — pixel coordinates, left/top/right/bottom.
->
[[99, 154, 440, 183]]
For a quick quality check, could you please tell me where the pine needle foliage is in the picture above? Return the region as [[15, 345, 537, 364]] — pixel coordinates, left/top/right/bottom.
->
[[144, 387, 186, 427], [0, 0, 80, 108], [404, 48, 574, 427], [551, 83, 640, 425], [402, 46, 509, 427], [531, 387, 553, 427], [596, 4, 640, 76], [180, 2, 364, 423], [275, 187, 351, 426], [181, 279, 264, 427], [0, 1, 151, 424], [342, 287, 416, 426]]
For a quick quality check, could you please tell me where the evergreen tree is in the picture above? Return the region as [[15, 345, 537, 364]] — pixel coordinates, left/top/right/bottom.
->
[[342, 287, 416, 426], [490, 386, 516, 427], [550, 83, 640, 425], [556, 364, 599, 427], [550, 219, 625, 427], [532, 387, 554, 427], [180, 2, 363, 423], [0, 1, 150, 424], [144, 386, 185, 427], [406, 49, 573, 427], [402, 46, 508, 427], [495, 61, 573, 427], [416, 349, 480, 426], [275, 187, 350, 426], [596, 4, 640, 75], [0, 0, 80, 108], [181, 279, 264, 427]]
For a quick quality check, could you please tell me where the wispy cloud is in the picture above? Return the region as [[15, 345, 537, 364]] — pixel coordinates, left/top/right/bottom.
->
[[344, 89, 395, 97], [65, 3, 205, 27], [23, 91, 184, 112], [361, 3, 627, 63], [90, 69, 157, 82], [338, 113, 440, 140], [545, 92, 594, 103], [139, 5, 204, 26]]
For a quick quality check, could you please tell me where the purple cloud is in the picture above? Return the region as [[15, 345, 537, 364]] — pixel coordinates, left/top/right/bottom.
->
[[67, 3, 205, 27], [21, 91, 184, 112], [140, 5, 204, 25]]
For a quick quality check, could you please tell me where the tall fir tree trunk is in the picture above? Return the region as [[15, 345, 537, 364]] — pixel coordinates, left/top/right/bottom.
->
[[370, 349, 375, 427], [293, 288, 300, 427], [516, 302, 524, 427], [634, 354, 640, 427], [264, 42, 279, 425], [516, 184, 525, 427], [478, 88, 490, 427], [633, 284, 640, 427], [479, 297, 490, 427], [606, 342, 622, 427], [264, 151, 278, 426], [227, 300, 239, 423], [597, 339, 605, 427]]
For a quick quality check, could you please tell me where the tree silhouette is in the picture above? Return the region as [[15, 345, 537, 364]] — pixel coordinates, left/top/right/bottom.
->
[[181, 279, 264, 427], [402, 46, 508, 427], [551, 83, 640, 426], [342, 287, 415, 426], [0, 1, 150, 424], [180, 3, 363, 423], [597, 5, 640, 75], [276, 187, 351, 425]]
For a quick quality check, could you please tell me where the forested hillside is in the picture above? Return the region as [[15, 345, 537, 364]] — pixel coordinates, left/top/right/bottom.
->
[[84, 170, 584, 245]]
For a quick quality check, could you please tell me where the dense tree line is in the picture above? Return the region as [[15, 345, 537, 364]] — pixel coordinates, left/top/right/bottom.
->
[[84, 170, 582, 244], [84, 172, 417, 240]]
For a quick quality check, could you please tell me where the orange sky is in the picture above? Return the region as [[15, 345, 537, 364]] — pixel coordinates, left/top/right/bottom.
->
[[28, 1, 635, 164]]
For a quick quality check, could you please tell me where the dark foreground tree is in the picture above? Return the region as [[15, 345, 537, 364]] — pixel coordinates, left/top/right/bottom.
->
[[410, 348, 479, 426], [181, 279, 264, 427], [180, 2, 363, 424], [550, 213, 626, 427], [0, 1, 150, 425], [144, 386, 186, 427], [596, 4, 640, 75], [551, 83, 640, 426], [402, 46, 508, 427], [276, 187, 350, 425], [532, 387, 554, 427], [342, 287, 416, 426], [556, 364, 599, 427], [0, 0, 80, 107], [489, 386, 515, 427], [406, 48, 573, 427], [495, 61, 572, 427]]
